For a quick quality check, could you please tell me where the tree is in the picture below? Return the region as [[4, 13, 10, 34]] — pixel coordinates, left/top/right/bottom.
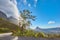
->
[[19, 9, 36, 32]]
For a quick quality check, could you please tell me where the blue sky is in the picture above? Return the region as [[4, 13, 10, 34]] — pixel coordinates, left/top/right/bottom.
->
[[17, 0, 60, 29]]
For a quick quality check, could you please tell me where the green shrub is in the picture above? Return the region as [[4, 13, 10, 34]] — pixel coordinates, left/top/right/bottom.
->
[[35, 32, 45, 38], [24, 30, 35, 37], [0, 28, 10, 33]]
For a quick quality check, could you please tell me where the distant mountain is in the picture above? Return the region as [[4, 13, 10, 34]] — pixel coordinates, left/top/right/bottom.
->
[[35, 27, 60, 34]]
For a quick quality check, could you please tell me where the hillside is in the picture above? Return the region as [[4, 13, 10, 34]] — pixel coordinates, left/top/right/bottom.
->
[[0, 18, 19, 33], [35, 27, 60, 34]]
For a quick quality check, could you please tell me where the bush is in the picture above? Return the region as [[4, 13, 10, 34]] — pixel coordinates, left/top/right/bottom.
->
[[35, 32, 45, 38], [0, 28, 10, 33], [13, 30, 35, 37], [23, 30, 35, 37]]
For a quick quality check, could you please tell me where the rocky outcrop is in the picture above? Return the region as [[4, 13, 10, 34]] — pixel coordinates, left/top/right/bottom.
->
[[0, 11, 19, 25], [0, 11, 7, 20]]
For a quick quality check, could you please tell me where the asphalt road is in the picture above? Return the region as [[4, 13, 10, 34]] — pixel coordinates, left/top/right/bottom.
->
[[0, 33, 60, 40], [0, 36, 60, 40]]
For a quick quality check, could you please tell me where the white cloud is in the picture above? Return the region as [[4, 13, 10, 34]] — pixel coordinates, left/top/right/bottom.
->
[[48, 21, 55, 24], [28, 3, 31, 7], [11, 0, 17, 5], [34, 0, 38, 7], [34, 0, 38, 3], [23, 0, 27, 5], [23, 0, 26, 3], [0, 0, 19, 19]]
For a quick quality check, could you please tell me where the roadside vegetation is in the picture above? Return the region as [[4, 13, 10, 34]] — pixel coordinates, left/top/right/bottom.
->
[[0, 17, 60, 38]]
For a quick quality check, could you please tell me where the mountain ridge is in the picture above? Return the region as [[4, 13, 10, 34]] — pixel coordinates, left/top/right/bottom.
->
[[35, 27, 60, 34]]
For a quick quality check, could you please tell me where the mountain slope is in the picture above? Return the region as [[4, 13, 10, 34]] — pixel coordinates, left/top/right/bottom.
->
[[35, 27, 60, 34], [0, 18, 19, 33]]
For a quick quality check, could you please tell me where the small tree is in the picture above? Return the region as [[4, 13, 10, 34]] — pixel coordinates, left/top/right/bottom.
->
[[19, 9, 36, 33]]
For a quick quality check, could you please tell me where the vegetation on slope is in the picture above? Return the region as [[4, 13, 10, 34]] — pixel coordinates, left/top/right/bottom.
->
[[0, 18, 19, 33]]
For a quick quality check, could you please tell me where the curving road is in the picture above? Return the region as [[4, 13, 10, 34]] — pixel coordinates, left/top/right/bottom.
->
[[0, 33, 60, 40]]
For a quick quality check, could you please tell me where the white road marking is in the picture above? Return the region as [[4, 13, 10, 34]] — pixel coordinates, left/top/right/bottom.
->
[[12, 36, 18, 40]]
